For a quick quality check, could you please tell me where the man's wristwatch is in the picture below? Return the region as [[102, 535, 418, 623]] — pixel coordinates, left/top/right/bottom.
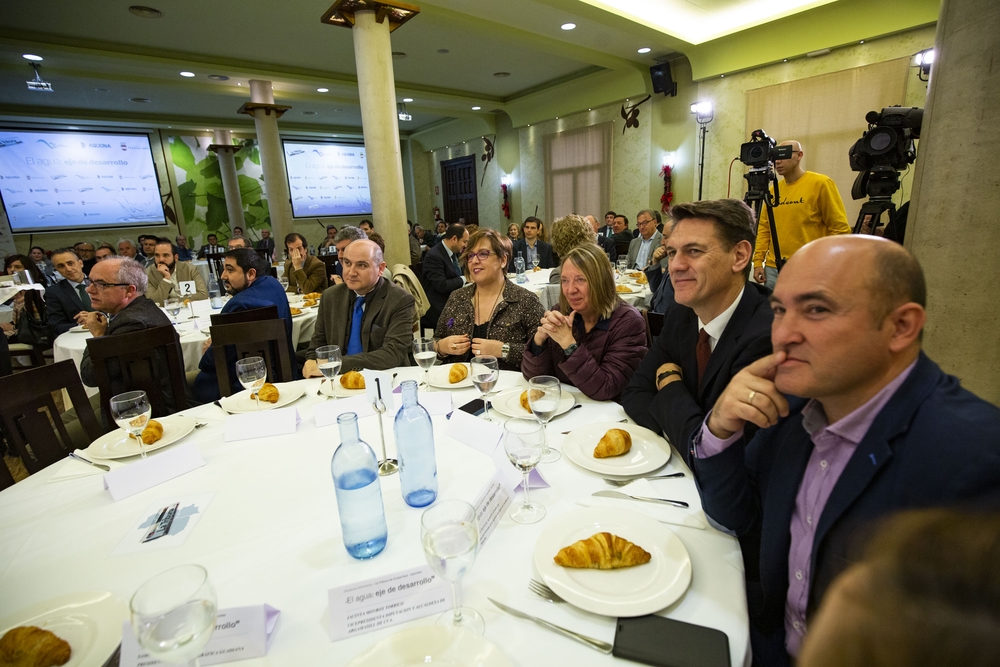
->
[[657, 369, 682, 386], [501, 343, 510, 359]]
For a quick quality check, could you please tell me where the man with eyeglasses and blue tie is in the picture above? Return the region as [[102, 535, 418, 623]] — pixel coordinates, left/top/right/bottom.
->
[[302, 239, 415, 377]]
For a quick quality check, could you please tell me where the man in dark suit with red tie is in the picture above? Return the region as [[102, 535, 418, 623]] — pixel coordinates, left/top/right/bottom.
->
[[44, 248, 95, 336]]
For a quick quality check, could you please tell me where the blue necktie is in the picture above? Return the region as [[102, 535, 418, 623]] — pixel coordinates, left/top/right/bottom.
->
[[452, 253, 460, 274], [347, 295, 364, 356]]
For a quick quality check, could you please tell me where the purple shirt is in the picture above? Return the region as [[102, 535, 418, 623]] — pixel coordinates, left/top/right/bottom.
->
[[697, 359, 917, 656]]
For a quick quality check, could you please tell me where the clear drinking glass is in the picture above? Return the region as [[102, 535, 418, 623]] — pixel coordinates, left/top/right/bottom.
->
[[532, 257, 540, 270], [470, 355, 499, 421], [421, 500, 484, 634], [279, 276, 289, 291], [503, 420, 546, 523], [164, 298, 182, 320], [412, 337, 436, 388], [130, 564, 217, 667], [236, 357, 267, 409], [316, 345, 342, 393], [110, 390, 151, 459], [616, 257, 628, 281], [528, 375, 562, 463]]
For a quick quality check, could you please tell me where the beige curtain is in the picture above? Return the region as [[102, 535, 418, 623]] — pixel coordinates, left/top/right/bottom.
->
[[745, 57, 910, 228], [544, 122, 612, 225]]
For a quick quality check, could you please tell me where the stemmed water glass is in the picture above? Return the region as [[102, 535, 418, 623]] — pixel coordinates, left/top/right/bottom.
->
[[470, 355, 499, 421], [421, 500, 484, 634], [413, 337, 436, 389], [503, 420, 546, 523], [164, 297, 182, 321], [616, 257, 628, 282], [111, 391, 151, 459], [527, 375, 562, 463], [130, 564, 217, 667], [316, 345, 342, 395], [532, 257, 540, 271], [236, 357, 267, 409]]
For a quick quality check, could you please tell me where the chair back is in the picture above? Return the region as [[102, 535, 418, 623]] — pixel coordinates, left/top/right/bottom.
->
[[0, 360, 103, 475], [86, 325, 189, 425], [391, 264, 430, 332], [210, 306, 279, 327], [641, 309, 665, 347], [0, 454, 14, 491], [319, 255, 339, 282], [205, 252, 225, 282], [209, 319, 293, 397]]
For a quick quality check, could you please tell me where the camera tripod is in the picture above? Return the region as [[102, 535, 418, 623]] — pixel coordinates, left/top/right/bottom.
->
[[853, 167, 905, 242], [743, 165, 785, 271]]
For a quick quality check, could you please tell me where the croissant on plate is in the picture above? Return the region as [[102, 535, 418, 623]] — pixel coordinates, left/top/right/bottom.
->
[[616, 285, 633, 293], [341, 370, 365, 389], [519, 389, 544, 412], [449, 364, 468, 384], [302, 299, 318, 308], [554, 532, 651, 569], [0, 626, 72, 667], [255, 382, 280, 403], [289, 307, 302, 315], [141, 419, 164, 445], [594, 428, 632, 458], [304, 292, 323, 300]]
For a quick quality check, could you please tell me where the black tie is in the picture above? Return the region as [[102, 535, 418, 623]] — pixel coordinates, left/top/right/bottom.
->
[[77, 283, 92, 310]]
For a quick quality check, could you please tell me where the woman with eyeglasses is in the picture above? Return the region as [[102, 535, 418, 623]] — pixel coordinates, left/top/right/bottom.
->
[[521, 243, 647, 401], [433, 229, 544, 371]]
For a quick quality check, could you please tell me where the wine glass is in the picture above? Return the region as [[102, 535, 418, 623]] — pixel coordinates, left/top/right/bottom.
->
[[503, 420, 546, 524], [532, 257, 540, 271], [470, 355, 499, 421], [130, 564, 217, 667], [110, 391, 151, 459], [527, 375, 562, 463], [616, 258, 628, 282], [164, 298, 182, 321], [421, 500, 484, 634], [412, 337, 436, 389], [279, 276, 289, 291], [236, 357, 267, 409], [316, 345, 342, 394]]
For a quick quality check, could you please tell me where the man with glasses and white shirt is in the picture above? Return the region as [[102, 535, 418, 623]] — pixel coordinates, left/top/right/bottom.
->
[[626, 209, 663, 270]]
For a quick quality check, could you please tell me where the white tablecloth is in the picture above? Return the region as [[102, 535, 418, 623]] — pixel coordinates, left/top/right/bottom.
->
[[0, 369, 749, 667], [52, 297, 318, 395]]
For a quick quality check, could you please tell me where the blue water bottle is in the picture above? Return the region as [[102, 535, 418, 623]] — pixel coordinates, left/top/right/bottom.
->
[[331, 412, 388, 559], [393, 380, 438, 507]]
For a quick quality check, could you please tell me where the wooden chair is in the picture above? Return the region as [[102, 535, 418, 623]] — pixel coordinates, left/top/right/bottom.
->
[[210, 306, 278, 327], [319, 255, 339, 283], [0, 453, 15, 491], [8, 290, 51, 369], [647, 310, 665, 341], [86, 325, 189, 426], [0, 360, 103, 476], [209, 319, 293, 397]]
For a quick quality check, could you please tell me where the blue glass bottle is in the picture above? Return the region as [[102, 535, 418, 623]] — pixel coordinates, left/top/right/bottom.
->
[[331, 412, 387, 559], [393, 380, 438, 508]]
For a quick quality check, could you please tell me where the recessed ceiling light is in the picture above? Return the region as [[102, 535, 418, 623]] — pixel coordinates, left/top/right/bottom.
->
[[22, 54, 43, 61], [317, 88, 329, 92], [783, 59, 788, 62], [637, 47, 651, 54], [493, 72, 510, 78], [128, 5, 162, 18], [392, 51, 407, 58], [720, 74, 725, 78], [555, 117, 559, 119], [471, 106, 481, 110], [403, 97, 413, 102], [130, 97, 152, 103], [437, 49, 449, 54], [237, 82, 242, 86], [179, 71, 195, 77], [859, 40, 865, 44], [561, 22, 576, 30], [68, 126, 78, 130], [208, 74, 229, 81]]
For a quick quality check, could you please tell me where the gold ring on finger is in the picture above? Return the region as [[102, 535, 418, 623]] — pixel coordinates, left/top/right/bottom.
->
[[748, 390, 756, 405]]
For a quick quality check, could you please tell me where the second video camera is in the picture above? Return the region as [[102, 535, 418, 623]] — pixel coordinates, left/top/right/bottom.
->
[[740, 129, 794, 168]]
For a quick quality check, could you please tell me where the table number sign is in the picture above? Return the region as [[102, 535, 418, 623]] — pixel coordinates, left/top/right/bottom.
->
[[178, 280, 197, 296]]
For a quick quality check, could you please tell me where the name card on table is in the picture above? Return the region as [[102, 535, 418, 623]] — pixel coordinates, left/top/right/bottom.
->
[[224, 407, 299, 442], [386, 389, 453, 417], [446, 409, 504, 456], [327, 565, 452, 642], [120, 604, 280, 667], [314, 395, 375, 427], [473, 469, 513, 547], [103, 443, 205, 502]]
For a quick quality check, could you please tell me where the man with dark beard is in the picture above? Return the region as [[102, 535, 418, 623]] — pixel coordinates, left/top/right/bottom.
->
[[191, 248, 298, 402], [144, 238, 207, 305]]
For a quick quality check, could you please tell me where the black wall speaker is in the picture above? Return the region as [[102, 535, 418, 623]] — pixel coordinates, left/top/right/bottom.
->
[[650, 63, 678, 97]]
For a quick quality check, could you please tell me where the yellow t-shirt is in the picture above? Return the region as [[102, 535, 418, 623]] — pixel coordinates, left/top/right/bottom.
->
[[753, 171, 851, 269]]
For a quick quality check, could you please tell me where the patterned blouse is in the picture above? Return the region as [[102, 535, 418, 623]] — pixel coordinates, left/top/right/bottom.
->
[[434, 280, 545, 371]]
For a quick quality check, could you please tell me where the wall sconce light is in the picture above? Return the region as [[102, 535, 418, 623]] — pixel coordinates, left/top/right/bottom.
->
[[690, 101, 714, 199], [501, 174, 512, 187], [397, 102, 412, 121], [914, 49, 935, 82], [662, 152, 675, 169]]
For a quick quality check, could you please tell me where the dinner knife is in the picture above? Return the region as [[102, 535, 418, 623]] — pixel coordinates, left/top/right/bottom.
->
[[592, 490, 689, 508], [488, 598, 613, 654], [68, 451, 111, 472]]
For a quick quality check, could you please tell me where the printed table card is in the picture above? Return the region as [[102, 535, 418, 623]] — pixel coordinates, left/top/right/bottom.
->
[[224, 407, 299, 442], [314, 394, 375, 427], [110, 492, 216, 556], [120, 604, 280, 666], [103, 443, 205, 502], [473, 469, 513, 546], [327, 565, 452, 642]]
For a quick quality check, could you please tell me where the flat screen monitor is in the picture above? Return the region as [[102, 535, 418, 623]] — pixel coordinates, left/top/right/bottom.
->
[[283, 140, 372, 218], [0, 128, 166, 233]]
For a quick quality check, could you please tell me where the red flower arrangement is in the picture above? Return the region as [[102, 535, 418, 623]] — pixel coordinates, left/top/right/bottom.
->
[[659, 165, 673, 214], [501, 183, 511, 219]]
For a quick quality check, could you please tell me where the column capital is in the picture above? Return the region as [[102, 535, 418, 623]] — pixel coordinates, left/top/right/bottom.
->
[[206, 144, 242, 154], [321, 0, 420, 32], [237, 102, 292, 118]]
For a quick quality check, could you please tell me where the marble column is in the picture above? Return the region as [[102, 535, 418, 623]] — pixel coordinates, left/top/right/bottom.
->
[[209, 130, 245, 235], [906, 0, 1000, 404], [238, 80, 294, 243]]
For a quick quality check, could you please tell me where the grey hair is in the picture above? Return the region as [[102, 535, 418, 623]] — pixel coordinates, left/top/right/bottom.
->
[[334, 226, 368, 245], [117, 238, 137, 250], [637, 209, 657, 222], [113, 258, 148, 292]]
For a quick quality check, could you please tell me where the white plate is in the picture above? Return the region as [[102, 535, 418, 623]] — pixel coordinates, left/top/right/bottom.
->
[[564, 421, 670, 476], [84, 414, 197, 460], [427, 363, 473, 389], [68, 325, 89, 334], [319, 379, 367, 398], [489, 387, 575, 420], [290, 310, 306, 318], [533, 507, 692, 617], [346, 626, 512, 667], [219, 382, 306, 413], [0, 591, 128, 667]]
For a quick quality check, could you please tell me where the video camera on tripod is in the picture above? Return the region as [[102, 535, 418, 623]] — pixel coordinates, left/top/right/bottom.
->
[[848, 106, 922, 242], [741, 129, 793, 270]]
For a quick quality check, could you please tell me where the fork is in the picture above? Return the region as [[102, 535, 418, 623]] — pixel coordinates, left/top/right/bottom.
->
[[602, 472, 686, 486], [562, 418, 627, 435], [529, 579, 565, 604]]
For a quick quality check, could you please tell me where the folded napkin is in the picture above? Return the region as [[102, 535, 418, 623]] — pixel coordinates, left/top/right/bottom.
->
[[577, 479, 707, 530], [48, 453, 125, 483]]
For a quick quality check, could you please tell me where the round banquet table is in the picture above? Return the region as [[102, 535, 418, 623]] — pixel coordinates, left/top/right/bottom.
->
[[52, 297, 318, 396], [516, 268, 652, 311], [0, 368, 749, 667]]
